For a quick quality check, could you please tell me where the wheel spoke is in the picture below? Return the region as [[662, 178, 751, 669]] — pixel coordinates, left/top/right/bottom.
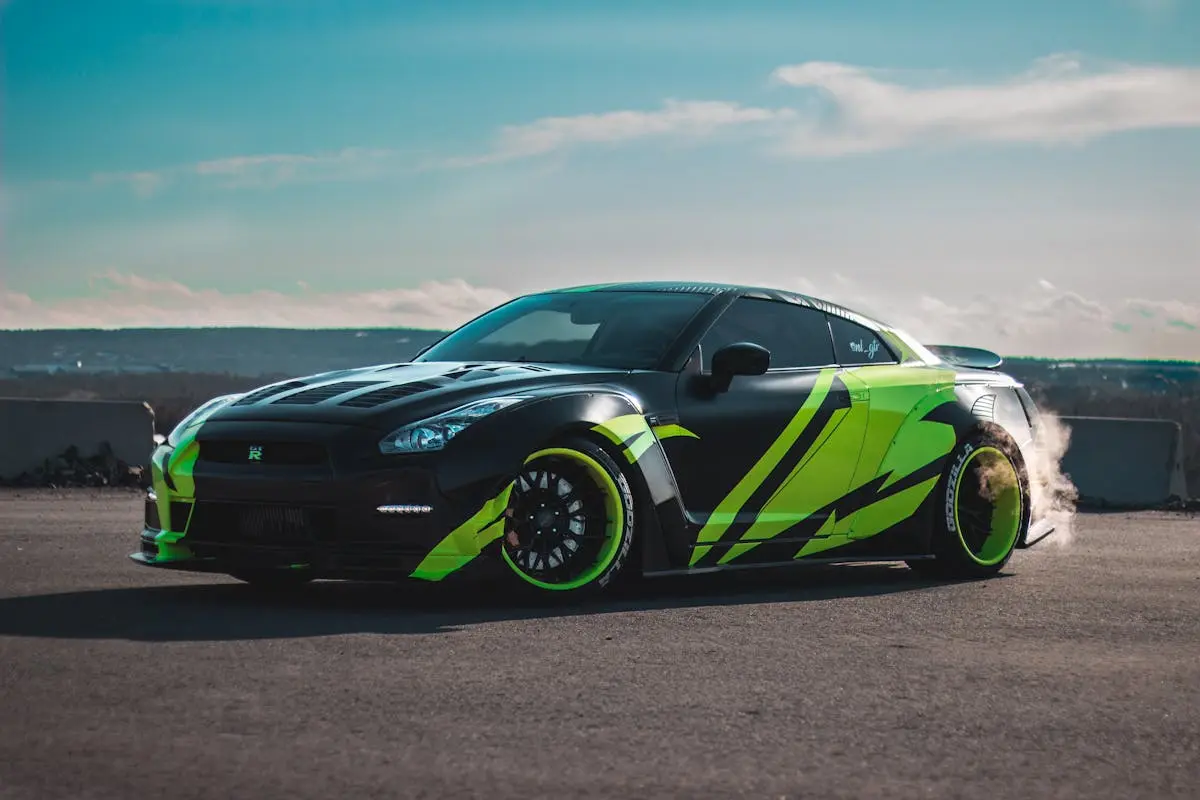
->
[[501, 453, 623, 585]]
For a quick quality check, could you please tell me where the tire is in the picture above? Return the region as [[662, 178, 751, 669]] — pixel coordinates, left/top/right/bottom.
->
[[908, 429, 1030, 579], [229, 569, 314, 590], [497, 436, 637, 596]]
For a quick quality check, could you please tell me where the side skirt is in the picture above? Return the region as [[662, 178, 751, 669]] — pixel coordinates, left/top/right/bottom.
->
[[642, 553, 936, 578]]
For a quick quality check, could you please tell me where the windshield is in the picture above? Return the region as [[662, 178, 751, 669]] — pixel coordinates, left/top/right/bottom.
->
[[415, 290, 711, 370]]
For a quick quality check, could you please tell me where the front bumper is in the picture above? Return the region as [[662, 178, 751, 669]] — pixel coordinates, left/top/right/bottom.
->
[[130, 419, 514, 582]]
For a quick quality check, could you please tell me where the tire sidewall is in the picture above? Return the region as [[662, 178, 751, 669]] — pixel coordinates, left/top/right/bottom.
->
[[499, 435, 636, 595], [933, 428, 1030, 576]]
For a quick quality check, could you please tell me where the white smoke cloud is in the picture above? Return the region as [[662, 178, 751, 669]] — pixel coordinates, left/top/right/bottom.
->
[[1026, 409, 1080, 548]]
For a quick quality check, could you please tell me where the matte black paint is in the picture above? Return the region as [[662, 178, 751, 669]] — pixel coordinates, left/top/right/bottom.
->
[[150, 282, 1041, 582]]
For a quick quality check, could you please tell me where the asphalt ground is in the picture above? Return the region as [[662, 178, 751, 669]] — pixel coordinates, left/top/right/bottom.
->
[[0, 488, 1197, 799]]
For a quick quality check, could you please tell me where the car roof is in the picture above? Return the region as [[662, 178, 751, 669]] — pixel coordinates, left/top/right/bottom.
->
[[550, 281, 888, 332]]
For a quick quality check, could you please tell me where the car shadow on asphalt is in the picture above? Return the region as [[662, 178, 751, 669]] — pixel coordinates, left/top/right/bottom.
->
[[0, 563, 1003, 642]]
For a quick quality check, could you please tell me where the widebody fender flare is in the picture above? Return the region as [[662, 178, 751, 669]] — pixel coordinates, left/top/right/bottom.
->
[[432, 389, 694, 571]]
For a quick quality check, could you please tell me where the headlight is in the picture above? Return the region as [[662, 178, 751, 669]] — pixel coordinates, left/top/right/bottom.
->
[[166, 393, 242, 446], [379, 396, 531, 454]]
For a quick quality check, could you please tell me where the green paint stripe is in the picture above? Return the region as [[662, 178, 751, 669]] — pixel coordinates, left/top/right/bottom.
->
[[624, 430, 656, 464], [791, 514, 842, 558], [652, 423, 699, 440], [409, 485, 513, 581], [592, 413, 650, 448], [690, 368, 835, 563], [717, 404, 852, 563]]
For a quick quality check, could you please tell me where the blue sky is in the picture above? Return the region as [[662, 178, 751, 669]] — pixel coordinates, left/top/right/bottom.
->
[[3, 0, 1199, 357]]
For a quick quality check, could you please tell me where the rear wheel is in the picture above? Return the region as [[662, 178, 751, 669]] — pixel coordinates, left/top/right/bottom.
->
[[908, 430, 1029, 579], [498, 437, 636, 595]]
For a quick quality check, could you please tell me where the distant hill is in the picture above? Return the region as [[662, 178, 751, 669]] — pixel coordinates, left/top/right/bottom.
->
[[1, 327, 1197, 388], [0, 327, 447, 378], [2, 328, 1195, 493]]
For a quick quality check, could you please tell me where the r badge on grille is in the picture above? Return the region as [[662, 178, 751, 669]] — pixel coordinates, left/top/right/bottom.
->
[[247, 445, 263, 461]]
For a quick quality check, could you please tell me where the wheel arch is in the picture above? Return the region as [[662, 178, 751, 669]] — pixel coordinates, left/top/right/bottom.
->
[[435, 388, 690, 573]]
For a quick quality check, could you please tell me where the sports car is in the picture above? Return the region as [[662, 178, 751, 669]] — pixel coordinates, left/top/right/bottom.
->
[[132, 281, 1054, 594]]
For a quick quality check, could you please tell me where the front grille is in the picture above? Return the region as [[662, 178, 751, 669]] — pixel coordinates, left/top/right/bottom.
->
[[339, 381, 445, 408], [186, 501, 335, 546], [169, 501, 192, 532], [199, 440, 327, 465], [271, 381, 385, 405]]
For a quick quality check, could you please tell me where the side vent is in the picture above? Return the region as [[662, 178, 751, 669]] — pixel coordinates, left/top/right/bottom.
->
[[233, 381, 308, 406], [271, 381, 386, 405], [972, 394, 997, 422], [339, 380, 446, 408]]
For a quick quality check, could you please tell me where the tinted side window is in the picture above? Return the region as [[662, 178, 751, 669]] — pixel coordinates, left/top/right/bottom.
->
[[827, 315, 897, 365], [700, 298, 835, 370]]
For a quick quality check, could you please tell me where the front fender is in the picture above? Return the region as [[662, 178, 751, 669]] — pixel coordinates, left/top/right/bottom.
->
[[432, 389, 693, 570], [435, 390, 640, 494]]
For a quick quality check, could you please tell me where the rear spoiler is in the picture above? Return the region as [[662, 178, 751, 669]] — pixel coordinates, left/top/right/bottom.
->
[[927, 344, 1004, 370]]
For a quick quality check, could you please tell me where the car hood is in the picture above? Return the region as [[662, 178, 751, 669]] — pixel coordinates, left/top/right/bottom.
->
[[205, 360, 635, 428]]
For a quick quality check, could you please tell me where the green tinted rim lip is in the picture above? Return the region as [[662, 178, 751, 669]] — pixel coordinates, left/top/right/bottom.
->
[[953, 446, 1023, 566], [500, 447, 625, 591]]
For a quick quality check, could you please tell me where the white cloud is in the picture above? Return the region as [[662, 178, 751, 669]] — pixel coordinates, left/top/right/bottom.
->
[[192, 147, 395, 188], [89, 147, 397, 195], [3, 271, 1197, 360], [58, 53, 1200, 193], [0, 272, 511, 331], [442, 53, 1200, 166], [770, 53, 1200, 156], [444, 100, 796, 167], [807, 278, 1200, 360], [1122, 0, 1179, 16], [91, 171, 165, 198]]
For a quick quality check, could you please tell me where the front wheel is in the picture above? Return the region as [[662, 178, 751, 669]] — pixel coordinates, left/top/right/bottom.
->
[[498, 437, 636, 595], [908, 430, 1030, 579]]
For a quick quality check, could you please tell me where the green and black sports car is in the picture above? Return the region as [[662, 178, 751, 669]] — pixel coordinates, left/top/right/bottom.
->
[[132, 281, 1054, 594]]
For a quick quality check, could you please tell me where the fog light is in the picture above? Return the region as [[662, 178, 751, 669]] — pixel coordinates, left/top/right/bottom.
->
[[376, 504, 433, 515]]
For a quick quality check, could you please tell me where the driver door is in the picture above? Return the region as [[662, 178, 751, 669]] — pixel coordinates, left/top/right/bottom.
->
[[661, 297, 869, 567]]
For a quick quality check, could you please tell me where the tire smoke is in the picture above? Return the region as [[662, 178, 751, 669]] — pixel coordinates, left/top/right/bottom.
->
[[1026, 409, 1080, 546]]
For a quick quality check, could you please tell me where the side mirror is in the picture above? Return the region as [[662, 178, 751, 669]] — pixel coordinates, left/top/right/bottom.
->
[[709, 342, 770, 391]]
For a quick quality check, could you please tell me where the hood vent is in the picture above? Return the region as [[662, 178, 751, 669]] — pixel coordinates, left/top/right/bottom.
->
[[233, 381, 308, 406], [271, 380, 386, 405], [339, 380, 447, 408], [442, 363, 553, 381], [442, 364, 492, 380]]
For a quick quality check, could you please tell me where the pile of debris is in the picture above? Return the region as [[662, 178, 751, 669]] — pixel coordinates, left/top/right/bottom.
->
[[1, 442, 146, 488]]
